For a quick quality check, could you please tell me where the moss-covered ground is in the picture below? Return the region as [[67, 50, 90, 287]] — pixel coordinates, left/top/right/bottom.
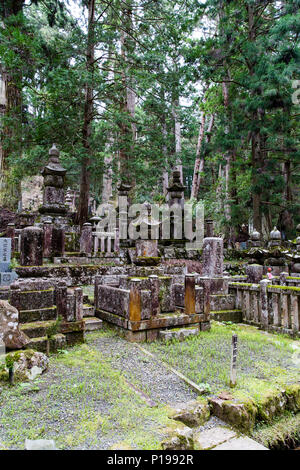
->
[[0, 322, 299, 449], [145, 322, 300, 404], [0, 330, 171, 450]]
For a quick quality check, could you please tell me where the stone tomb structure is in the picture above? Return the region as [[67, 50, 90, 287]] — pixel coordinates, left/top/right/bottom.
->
[[9, 278, 85, 352], [94, 270, 210, 342]]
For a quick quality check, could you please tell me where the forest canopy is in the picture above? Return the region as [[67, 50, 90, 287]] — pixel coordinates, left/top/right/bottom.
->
[[0, 0, 299, 236]]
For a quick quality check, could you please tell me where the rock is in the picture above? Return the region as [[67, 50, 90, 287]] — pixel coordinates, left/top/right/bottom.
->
[[194, 426, 236, 450], [161, 425, 194, 450], [208, 397, 257, 432], [159, 327, 199, 342], [169, 399, 210, 427], [285, 385, 300, 413], [218, 391, 233, 400], [25, 439, 57, 450], [0, 300, 29, 350], [12, 349, 49, 380]]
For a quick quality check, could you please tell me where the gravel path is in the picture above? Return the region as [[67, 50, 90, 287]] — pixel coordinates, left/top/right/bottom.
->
[[90, 332, 198, 406]]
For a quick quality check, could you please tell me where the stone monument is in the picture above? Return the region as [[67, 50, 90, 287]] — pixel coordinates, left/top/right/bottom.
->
[[39, 144, 67, 217]]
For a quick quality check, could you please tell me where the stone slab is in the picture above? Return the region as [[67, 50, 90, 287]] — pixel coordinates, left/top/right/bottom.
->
[[195, 426, 236, 449], [159, 327, 199, 342], [83, 317, 103, 331], [25, 439, 57, 450], [0, 238, 11, 272], [213, 436, 268, 450]]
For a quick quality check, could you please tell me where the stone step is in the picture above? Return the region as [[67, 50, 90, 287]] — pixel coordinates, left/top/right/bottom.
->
[[194, 425, 268, 450], [213, 436, 268, 450], [26, 333, 66, 353], [159, 326, 199, 342], [210, 294, 235, 311], [83, 304, 95, 317], [210, 309, 243, 323], [83, 316, 103, 331], [19, 306, 57, 323], [20, 320, 57, 338]]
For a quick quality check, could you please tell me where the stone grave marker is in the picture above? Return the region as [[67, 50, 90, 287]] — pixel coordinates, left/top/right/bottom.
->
[[0, 238, 11, 272], [0, 238, 18, 286]]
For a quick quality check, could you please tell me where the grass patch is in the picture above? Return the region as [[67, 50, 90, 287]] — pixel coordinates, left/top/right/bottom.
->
[[145, 322, 300, 400], [0, 330, 170, 450], [252, 412, 300, 449]]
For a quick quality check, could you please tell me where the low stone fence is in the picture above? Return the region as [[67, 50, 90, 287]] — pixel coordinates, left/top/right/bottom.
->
[[229, 281, 300, 337]]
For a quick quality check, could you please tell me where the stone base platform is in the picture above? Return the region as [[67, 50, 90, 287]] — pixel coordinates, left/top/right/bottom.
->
[[96, 309, 210, 342], [83, 316, 103, 331]]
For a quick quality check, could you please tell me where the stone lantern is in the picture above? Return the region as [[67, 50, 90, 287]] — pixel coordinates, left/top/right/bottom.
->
[[167, 169, 186, 209], [39, 144, 67, 217], [249, 228, 261, 248], [268, 227, 281, 248]]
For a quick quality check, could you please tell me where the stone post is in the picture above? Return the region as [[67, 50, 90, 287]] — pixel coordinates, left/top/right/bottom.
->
[[52, 226, 65, 256], [43, 221, 54, 258], [55, 285, 68, 321], [260, 279, 269, 329], [205, 219, 214, 237], [184, 274, 196, 315], [201, 278, 211, 325], [80, 223, 92, 255], [202, 237, 223, 277], [74, 287, 83, 321], [114, 228, 120, 253], [246, 264, 263, 284], [279, 271, 288, 286], [129, 278, 141, 322], [6, 223, 15, 252], [149, 275, 160, 316], [94, 275, 102, 310], [20, 226, 43, 266]]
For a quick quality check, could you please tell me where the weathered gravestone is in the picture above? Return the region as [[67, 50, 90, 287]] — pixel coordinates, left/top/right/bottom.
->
[[0, 238, 17, 286], [0, 238, 11, 272], [202, 237, 224, 277]]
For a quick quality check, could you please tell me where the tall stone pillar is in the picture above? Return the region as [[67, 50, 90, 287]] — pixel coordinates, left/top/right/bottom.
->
[[80, 223, 93, 255], [184, 274, 196, 315], [6, 224, 15, 252], [149, 275, 160, 316], [202, 237, 224, 277], [20, 226, 44, 266], [43, 220, 54, 257], [129, 279, 141, 322]]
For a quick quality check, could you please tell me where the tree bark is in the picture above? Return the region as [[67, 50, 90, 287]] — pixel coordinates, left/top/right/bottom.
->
[[196, 113, 214, 196], [191, 111, 206, 199], [78, 0, 95, 226], [0, 2, 24, 209], [118, 1, 136, 194]]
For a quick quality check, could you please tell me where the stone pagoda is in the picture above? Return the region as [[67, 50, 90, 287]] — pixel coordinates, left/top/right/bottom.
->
[[39, 144, 67, 219]]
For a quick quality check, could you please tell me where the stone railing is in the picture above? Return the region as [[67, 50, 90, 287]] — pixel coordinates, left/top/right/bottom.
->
[[92, 229, 119, 255], [229, 281, 300, 337]]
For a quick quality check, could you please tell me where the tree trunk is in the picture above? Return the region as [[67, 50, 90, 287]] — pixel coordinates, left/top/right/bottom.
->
[[78, 0, 95, 226], [0, 2, 24, 209], [118, 1, 136, 194], [196, 113, 214, 195], [191, 111, 206, 199], [172, 98, 183, 183], [162, 119, 169, 198]]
